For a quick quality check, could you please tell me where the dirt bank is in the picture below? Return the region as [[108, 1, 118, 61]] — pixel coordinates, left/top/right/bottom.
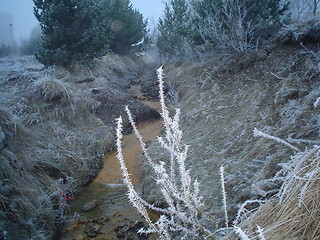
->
[[0, 54, 161, 240]]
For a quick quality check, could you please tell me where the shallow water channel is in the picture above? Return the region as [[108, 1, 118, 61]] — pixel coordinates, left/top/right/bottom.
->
[[62, 98, 163, 240]]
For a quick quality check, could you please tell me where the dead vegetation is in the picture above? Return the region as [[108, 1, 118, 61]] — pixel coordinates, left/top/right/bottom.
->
[[141, 32, 320, 239], [0, 54, 159, 239], [0, 58, 114, 239], [233, 146, 320, 239]]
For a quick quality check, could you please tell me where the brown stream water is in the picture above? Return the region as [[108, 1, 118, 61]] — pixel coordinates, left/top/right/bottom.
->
[[62, 88, 163, 239]]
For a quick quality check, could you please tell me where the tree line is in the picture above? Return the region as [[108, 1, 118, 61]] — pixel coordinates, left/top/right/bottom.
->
[[157, 0, 290, 58], [2, 0, 319, 65], [34, 0, 290, 65]]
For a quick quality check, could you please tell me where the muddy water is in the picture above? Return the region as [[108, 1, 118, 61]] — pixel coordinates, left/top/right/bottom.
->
[[94, 119, 163, 186], [62, 89, 163, 239]]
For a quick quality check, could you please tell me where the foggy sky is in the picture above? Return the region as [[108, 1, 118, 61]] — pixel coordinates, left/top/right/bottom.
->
[[1, 0, 38, 41], [131, 0, 165, 28], [0, 0, 165, 43]]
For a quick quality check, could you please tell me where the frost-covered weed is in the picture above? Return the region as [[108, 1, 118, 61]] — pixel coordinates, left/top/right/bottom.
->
[[253, 128, 300, 152], [220, 165, 229, 229], [234, 122, 320, 239], [235, 145, 320, 239], [116, 67, 255, 239], [197, 0, 257, 52], [116, 61, 320, 239], [234, 226, 251, 240], [116, 67, 220, 239]]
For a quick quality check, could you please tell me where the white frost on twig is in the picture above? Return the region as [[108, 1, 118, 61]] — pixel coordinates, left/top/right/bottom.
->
[[234, 226, 252, 240], [220, 164, 228, 228], [253, 128, 300, 152], [313, 97, 320, 108]]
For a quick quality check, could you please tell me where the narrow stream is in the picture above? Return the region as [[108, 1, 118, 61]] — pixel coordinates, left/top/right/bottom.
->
[[62, 86, 162, 240]]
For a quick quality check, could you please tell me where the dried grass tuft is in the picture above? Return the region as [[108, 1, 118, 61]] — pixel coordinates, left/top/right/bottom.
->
[[0, 107, 27, 136], [33, 76, 72, 102], [237, 146, 320, 239]]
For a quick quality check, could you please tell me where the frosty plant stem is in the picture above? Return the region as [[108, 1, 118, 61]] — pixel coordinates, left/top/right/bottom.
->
[[253, 128, 300, 152], [256, 225, 266, 240], [115, 66, 261, 239], [115, 66, 217, 239], [115, 118, 155, 225], [220, 164, 228, 228], [234, 226, 251, 240]]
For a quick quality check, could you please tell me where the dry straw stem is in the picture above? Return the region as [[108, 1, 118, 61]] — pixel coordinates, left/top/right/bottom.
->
[[238, 146, 320, 239]]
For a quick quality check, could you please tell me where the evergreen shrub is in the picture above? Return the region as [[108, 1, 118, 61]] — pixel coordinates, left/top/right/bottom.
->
[[33, 0, 147, 66]]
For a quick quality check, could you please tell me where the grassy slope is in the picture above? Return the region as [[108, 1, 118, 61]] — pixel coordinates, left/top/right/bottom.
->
[[142, 42, 320, 237]]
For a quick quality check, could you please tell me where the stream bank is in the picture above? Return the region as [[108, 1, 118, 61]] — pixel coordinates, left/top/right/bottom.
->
[[0, 54, 162, 240], [61, 83, 163, 239]]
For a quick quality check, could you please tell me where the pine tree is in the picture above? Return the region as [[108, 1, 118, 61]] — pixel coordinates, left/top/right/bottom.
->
[[157, 0, 193, 57], [33, 0, 147, 66], [107, 0, 147, 54], [33, 0, 79, 65], [244, 0, 290, 25]]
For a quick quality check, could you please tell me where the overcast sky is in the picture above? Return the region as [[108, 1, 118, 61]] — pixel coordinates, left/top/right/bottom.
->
[[0, 0, 166, 42]]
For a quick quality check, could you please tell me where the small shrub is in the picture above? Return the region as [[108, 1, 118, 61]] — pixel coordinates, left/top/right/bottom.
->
[[194, 0, 258, 52]]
